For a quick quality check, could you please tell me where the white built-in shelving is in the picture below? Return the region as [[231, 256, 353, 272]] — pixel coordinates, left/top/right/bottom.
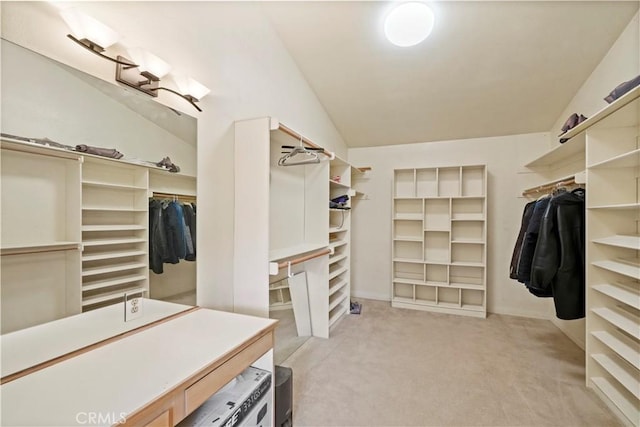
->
[[392, 165, 487, 318], [583, 87, 640, 427]]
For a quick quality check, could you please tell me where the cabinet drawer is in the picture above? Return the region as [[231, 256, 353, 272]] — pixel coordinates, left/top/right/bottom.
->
[[144, 409, 171, 427], [184, 333, 272, 414]]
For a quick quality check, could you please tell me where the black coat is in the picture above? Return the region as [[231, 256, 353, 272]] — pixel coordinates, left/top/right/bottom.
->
[[529, 189, 585, 320], [516, 197, 551, 288], [510, 201, 536, 280]]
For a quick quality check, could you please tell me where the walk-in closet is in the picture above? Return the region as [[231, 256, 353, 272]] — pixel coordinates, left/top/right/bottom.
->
[[1, 1, 639, 426]]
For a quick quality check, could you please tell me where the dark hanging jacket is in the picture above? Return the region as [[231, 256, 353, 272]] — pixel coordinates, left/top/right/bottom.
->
[[529, 189, 585, 320], [183, 203, 196, 261], [149, 200, 170, 274], [516, 197, 551, 290], [510, 201, 536, 280], [162, 201, 185, 264]]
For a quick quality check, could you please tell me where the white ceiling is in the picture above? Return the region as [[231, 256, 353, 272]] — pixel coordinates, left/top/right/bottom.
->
[[264, 1, 639, 147]]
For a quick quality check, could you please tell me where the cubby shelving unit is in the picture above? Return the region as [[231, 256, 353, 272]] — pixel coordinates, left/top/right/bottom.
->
[[582, 87, 640, 426], [392, 165, 487, 318], [80, 157, 149, 311]]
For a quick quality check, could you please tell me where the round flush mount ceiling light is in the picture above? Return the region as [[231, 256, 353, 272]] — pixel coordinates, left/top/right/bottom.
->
[[384, 2, 435, 47]]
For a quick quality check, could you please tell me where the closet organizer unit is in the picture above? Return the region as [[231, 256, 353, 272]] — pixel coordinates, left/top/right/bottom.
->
[[0, 138, 197, 333], [392, 165, 487, 317]]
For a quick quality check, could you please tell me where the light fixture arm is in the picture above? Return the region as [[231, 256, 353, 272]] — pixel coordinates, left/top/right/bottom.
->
[[152, 87, 203, 112], [66, 34, 137, 66]]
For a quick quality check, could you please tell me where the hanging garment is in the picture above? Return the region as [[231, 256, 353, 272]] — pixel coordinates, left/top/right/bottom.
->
[[183, 203, 197, 261], [510, 201, 536, 280], [529, 189, 585, 320], [162, 201, 186, 263], [149, 199, 170, 274], [516, 197, 551, 287]]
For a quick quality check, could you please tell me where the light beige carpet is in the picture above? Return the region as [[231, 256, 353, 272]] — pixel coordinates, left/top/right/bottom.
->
[[282, 299, 620, 427]]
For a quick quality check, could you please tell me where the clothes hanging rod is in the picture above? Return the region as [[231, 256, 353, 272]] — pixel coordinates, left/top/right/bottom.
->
[[276, 248, 332, 270], [151, 192, 197, 203], [521, 176, 582, 197], [278, 123, 335, 159]]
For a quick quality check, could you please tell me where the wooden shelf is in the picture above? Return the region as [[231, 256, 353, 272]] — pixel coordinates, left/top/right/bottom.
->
[[268, 243, 328, 263], [392, 257, 424, 264], [82, 262, 147, 277], [450, 261, 485, 268], [592, 330, 640, 370], [591, 377, 639, 427], [592, 235, 640, 251], [82, 207, 147, 212], [82, 180, 146, 191], [592, 259, 640, 280], [329, 226, 348, 233], [449, 281, 485, 290], [82, 237, 146, 247], [329, 179, 349, 189], [81, 286, 146, 307], [451, 239, 485, 245], [1, 242, 80, 256], [561, 86, 640, 141], [82, 274, 147, 292], [329, 305, 348, 327], [82, 250, 146, 262], [329, 240, 348, 250], [591, 307, 640, 340], [592, 283, 639, 309], [524, 133, 586, 168], [589, 148, 640, 169], [329, 278, 348, 296], [592, 353, 640, 399], [82, 225, 146, 232], [328, 266, 348, 280], [394, 236, 423, 242], [451, 213, 485, 221], [329, 253, 348, 265], [329, 292, 348, 311], [394, 214, 423, 221], [589, 202, 640, 211]]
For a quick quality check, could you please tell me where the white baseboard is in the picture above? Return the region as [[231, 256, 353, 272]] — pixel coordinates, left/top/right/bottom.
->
[[489, 307, 550, 320], [350, 290, 390, 302]]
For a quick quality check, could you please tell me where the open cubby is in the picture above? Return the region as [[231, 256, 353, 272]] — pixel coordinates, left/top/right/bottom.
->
[[438, 287, 460, 306], [394, 282, 414, 300], [394, 240, 423, 261], [394, 261, 424, 281], [424, 199, 450, 231], [394, 220, 423, 241], [394, 199, 423, 220], [425, 263, 448, 284], [461, 166, 485, 197], [437, 167, 460, 197], [392, 165, 486, 317], [452, 221, 484, 242], [424, 231, 450, 263], [394, 169, 415, 198], [416, 168, 438, 198], [415, 285, 436, 303], [452, 198, 485, 221]]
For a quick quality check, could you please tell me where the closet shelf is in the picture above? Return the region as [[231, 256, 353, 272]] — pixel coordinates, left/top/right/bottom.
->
[[394, 214, 423, 221], [424, 228, 450, 232], [82, 274, 147, 291], [592, 283, 640, 309], [329, 292, 348, 311], [82, 225, 146, 232], [588, 202, 640, 211], [451, 239, 485, 245], [591, 307, 640, 340], [329, 226, 347, 233], [81, 286, 146, 307], [329, 266, 348, 280], [82, 180, 146, 191], [82, 237, 146, 247], [591, 353, 640, 399], [329, 253, 348, 265], [590, 377, 638, 427], [329, 208, 351, 212], [82, 207, 147, 212], [329, 305, 348, 328], [451, 214, 485, 221], [329, 278, 348, 296], [394, 278, 448, 287], [329, 240, 348, 250], [592, 259, 640, 280], [560, 86, 640, 142], [81, 262, 147, 277], [268, 243, 328, 263], [524, 134, 586, 168], [450, 261, 485, 268], [449, 281, 485, 290], [1, 242, 80, 256], [591, 330, 640, 370], [329, 179, 350, 189], [589, 148, 640, 169], [82, 250, 146, 262], [592, 235, 640, 251], [392, 257, 424, 264], [394, 236, 423, 242]]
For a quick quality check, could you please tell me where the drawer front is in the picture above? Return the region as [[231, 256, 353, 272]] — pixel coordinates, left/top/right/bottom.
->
[[184, 333, 272, 414], [144, 409, 171, 427]]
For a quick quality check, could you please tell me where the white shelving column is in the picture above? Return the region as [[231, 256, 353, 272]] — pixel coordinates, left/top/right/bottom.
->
[[0, 140, 82, 333], [80, 157, 149, 311], [585, 89, 640, 426], [392, 165, 487, 318]]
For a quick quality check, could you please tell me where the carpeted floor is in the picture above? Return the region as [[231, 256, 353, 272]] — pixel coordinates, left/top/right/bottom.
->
[[282, 299, 620, 427]]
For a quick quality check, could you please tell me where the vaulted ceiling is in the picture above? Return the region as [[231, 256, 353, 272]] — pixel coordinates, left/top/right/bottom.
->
[[264, 1, 639, 147]]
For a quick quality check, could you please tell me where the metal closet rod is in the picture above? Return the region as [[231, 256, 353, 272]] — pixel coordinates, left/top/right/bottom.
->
[[278, 124, 335, 159], [521, 177, 580, 197], [276, 248, 332, 270], [151, 192, 197, 204]]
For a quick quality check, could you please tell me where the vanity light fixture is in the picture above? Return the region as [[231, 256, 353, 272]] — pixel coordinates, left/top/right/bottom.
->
[[115, 48, 172, 97], [60, 8, 132, 65], [384, 2, 435, 47], [152, 76, 211, 112]]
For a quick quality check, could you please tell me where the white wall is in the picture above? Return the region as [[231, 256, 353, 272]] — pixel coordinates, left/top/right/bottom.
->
[[1, 1, 348, 313], [348, 132, 555, 318]]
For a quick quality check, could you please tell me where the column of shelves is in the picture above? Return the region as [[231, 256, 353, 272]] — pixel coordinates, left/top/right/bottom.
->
[[392, 166, 487, 318], [328, 157, 352, 328], [0, 141, 82, 333], [585, 90, 639, 426], [81, 158, 149, 311]]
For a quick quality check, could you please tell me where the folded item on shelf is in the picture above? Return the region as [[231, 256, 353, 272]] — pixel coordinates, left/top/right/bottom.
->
[[1, 132, 75, 150], [331, 194, 349, 204], [75, 144, 124, 159], [558, 113, 587, 143], [156, 156, 181, 173], [604, 74, 640, 103]]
